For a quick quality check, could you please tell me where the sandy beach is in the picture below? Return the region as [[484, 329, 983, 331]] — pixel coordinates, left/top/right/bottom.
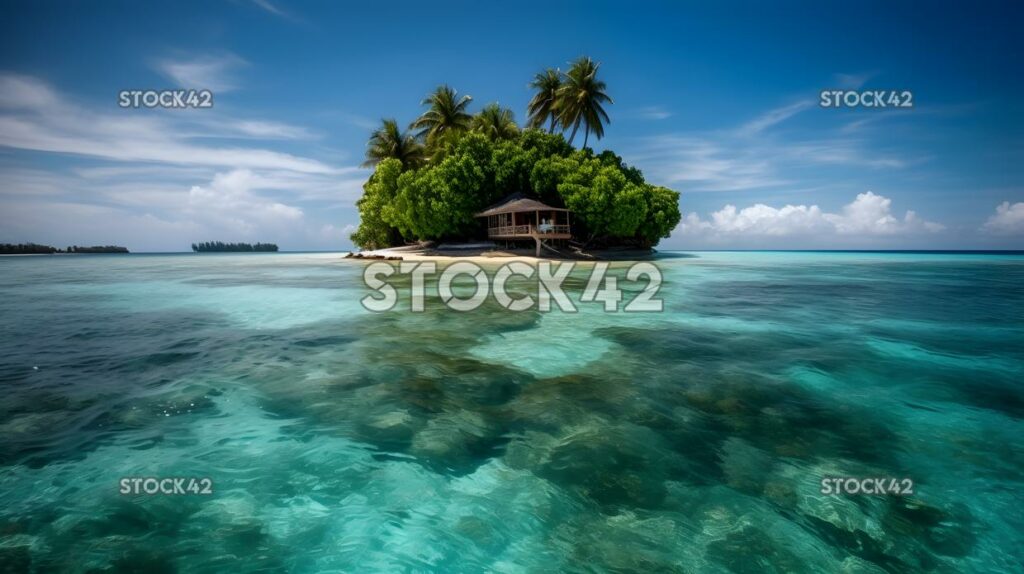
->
[[350, 243, 656, 264]]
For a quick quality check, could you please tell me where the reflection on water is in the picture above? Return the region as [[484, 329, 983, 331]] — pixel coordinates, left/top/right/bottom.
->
[[0, 252, 1022, 572]]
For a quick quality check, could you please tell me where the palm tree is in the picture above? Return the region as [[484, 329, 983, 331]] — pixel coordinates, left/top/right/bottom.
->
[[362, 118, 425, 169], [410, 85, 473, 148], [557, 57, 613, 148], [527, 68, 562, 133], [473, 103, 519, 141]]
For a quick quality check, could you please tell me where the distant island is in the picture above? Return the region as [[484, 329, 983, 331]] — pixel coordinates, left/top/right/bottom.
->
[[350, 56, 681, 252], [191, 241, 279, 253], [0, 243, 129, 254]]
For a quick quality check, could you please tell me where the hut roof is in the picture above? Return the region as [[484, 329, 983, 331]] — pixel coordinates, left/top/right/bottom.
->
[[474, 192, 569, 217]]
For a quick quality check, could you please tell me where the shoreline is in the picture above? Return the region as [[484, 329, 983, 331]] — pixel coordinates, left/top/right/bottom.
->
[[348, 244, 659, 264]]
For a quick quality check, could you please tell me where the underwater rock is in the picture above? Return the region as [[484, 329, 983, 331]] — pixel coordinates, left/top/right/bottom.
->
[[763, 480, 798, 509], [409, 409, 501, 472], [718, 437, 775, 494], [0, 412, 63, 437], [553, 511, 695, 574], [363, 410, 421, 443], [705, 525, 805, 574], [796, 484, 885, 542], [106, 548, 177, 574], [0, 540, 32, 573], [185, 493, 268, 553], [882, 498, 976, 559], [145, 386, 218, 418], [503, 418, 673, 508], [501, 374, 637, 431], [503, 431, 559, 471], [837, 556, 889, 574], [263, 495, 332, 543]]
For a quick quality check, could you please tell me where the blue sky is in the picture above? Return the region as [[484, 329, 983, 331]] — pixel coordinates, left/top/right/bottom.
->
[[1, 0, 1022, 251]]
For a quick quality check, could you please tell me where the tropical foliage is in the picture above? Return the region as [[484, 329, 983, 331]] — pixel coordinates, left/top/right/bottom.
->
[[191, 242, 278, 252], [351, 57, 680, 250], [410, 85, 473, 151], [472, 103, 519, 141], [527, 68, 562, 133], [557, 57, 612, 148], [1, 243, 59, 254], [0, 243, 129, 254], [352, 130, 679, 249], [362, 119, 424, 169]]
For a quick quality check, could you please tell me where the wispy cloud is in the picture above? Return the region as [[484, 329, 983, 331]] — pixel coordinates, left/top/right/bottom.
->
[[625, 96, 916, 192], [630, 135, 785, 191], [193, 119, 318, 140], [633, 106, 673, 120], [246, 0, 303, 23], [0, 75, 334, 173], [832, 71, 877, 90], [0, 74, 365, 250], [156, 53, 248, 92], [251, 0, 286, 16], [736, 100, 813, 136]]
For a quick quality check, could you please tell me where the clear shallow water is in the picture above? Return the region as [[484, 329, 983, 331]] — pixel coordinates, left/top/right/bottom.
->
[[0, 251, 1022, 573]]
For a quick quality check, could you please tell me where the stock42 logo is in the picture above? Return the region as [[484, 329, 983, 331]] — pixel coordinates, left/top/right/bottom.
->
[[360, 261, 664, 313]]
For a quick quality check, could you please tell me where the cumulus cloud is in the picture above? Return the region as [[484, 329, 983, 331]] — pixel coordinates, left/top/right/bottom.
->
[[312, 223, 356, 244], [981, 201, 1024, 235], [675, 192, 944, 240], [187, 169, 304, 235], [0, 74, 364, 251]]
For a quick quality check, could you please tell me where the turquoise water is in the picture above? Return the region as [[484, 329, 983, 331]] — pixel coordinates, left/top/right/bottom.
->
[[1, 251, 1022, 572]]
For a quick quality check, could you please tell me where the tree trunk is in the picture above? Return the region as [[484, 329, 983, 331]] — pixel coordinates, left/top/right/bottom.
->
[[567, 118, 581, 146], [583, 127, 590, 149], [548, 115, 556, 134]]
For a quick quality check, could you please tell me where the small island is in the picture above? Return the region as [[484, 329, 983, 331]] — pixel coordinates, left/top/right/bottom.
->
[[191, 241, 279, 253], [0, 243, 129, 254], [350, 56, 681, 257]]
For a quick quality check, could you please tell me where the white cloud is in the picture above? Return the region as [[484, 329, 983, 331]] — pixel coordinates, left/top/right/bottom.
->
[[0, 200, 200, 252], [226, 120, 315, 139], [0, 74, 365, 251], [251, 0, 285, 16], [0, 74, 336, 173], [737, 100, 813, 136], [187, 169, 303, 235], [156, 54, 247, 92], [0, 166, 359, 251], [312, 223, 356, 244], [630, 136, 785, 191], [982, 201, 1024, 235], [634, 106, 673, 120], [832, 71, 877, 90], [627, 97, 912, 192], [675, 192, 944, 240]]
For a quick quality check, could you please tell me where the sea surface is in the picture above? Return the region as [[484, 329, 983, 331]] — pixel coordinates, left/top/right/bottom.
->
[[1, 251, 1022, 573]]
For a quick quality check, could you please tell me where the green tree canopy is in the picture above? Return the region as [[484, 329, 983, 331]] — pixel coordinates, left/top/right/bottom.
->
[[351, 130, 679, 249], [472, 103, 519, 141], [350, 57, 678, 250], [527, 68, 563, 133], [410, 85, 473, 152], [362, 118, 425, 169], [558, 57, 612, 148]]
